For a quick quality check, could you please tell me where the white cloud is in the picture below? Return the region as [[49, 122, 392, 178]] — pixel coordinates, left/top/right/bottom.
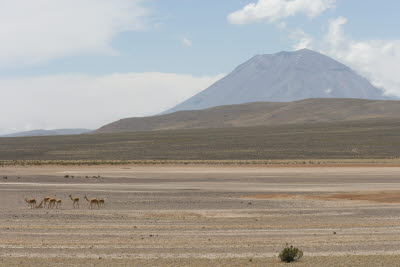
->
[[181, 37, 192, 48], [289, 29, 313, 50], [291, 16, 400, 97], [0, 72, 224, 135], [228, 0, 336, 24], [277, 22, 287, 29], [0, 0, 150, 68]]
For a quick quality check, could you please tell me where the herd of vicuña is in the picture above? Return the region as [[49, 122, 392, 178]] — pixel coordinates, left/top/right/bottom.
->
[[24, 195, 105, 209]]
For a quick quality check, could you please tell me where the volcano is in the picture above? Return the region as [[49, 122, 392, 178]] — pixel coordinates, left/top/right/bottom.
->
[[164, 49, 391, 114]]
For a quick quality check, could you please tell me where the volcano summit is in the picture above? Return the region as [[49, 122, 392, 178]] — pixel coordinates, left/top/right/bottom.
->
[[164, 49, 391, 114]]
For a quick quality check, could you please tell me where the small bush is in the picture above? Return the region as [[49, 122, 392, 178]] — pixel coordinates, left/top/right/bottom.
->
[[279, 245, 303, 263]]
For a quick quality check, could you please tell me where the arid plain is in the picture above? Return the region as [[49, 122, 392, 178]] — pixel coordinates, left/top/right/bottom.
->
[[1, 165, 400, 266]]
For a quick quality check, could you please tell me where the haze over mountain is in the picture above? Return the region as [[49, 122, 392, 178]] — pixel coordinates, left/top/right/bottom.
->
[[164, 49, 392, 114], [1, 129, 92, 138], [95, 98, 400, 134]]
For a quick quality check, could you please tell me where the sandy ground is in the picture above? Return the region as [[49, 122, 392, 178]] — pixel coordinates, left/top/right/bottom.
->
[[1, 165, 400, 266]]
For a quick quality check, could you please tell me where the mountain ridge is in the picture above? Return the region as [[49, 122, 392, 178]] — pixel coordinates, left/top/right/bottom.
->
[[94, 98, 400, 134], [163, 49, 392, 114], [2, 128, 92, 138]]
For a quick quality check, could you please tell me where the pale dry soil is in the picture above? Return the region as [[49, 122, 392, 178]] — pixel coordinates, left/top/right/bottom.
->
[[1, 165, 400, 266]]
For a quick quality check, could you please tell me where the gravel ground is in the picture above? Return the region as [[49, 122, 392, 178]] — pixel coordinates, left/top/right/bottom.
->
[[1, 165, 400, 266]]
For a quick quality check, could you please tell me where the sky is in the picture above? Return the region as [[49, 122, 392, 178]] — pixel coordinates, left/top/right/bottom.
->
[[1, 0, 400, 135]]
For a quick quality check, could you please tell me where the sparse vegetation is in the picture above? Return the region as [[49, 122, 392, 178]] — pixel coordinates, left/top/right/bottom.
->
[[0, 119, 399, 161], [94, 99, 400, 134], [279, 245, 303, 263], [0, 158, 400, 167]]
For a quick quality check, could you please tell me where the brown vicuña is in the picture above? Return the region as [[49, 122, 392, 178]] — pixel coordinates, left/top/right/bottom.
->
[[43, 197, 52, 208], [48, 198, 56, 209], [36, 200, 44, 209], [25, 198, 36, 209], [56, 199, 62, 209], [69, 194, 79, 208], [84, 196, 99, 209]]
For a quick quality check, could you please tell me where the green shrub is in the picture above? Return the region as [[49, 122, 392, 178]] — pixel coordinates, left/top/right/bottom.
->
[[279, 245, 303, 263]]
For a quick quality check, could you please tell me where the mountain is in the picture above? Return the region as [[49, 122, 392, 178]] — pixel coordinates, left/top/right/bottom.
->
[[2, 128, 92, 137], [94, 98, 400, 134], [164, 49, 392, 114]]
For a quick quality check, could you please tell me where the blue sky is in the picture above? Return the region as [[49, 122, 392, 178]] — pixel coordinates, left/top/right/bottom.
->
[[1, 0, 400, 134], [2, 0, 399, 77]]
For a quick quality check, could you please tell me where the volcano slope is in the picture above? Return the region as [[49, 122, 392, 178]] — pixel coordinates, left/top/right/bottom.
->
[[164, 49, 392, 114]]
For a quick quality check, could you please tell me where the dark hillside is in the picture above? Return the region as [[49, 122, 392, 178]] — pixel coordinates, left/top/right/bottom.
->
[[1, 119, 400, 160]]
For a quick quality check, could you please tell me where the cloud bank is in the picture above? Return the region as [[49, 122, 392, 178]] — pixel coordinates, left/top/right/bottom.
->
[[229, 0, 400, 97], [0, 0, 150, 67], [292, 17, 400, 97], [0, 73, 224, 135], [228, 0, 336, 24]]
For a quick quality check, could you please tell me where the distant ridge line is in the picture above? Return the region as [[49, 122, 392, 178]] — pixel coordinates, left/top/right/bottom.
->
[[2, 128, 92, 138], [94, 98, 400, 134]]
